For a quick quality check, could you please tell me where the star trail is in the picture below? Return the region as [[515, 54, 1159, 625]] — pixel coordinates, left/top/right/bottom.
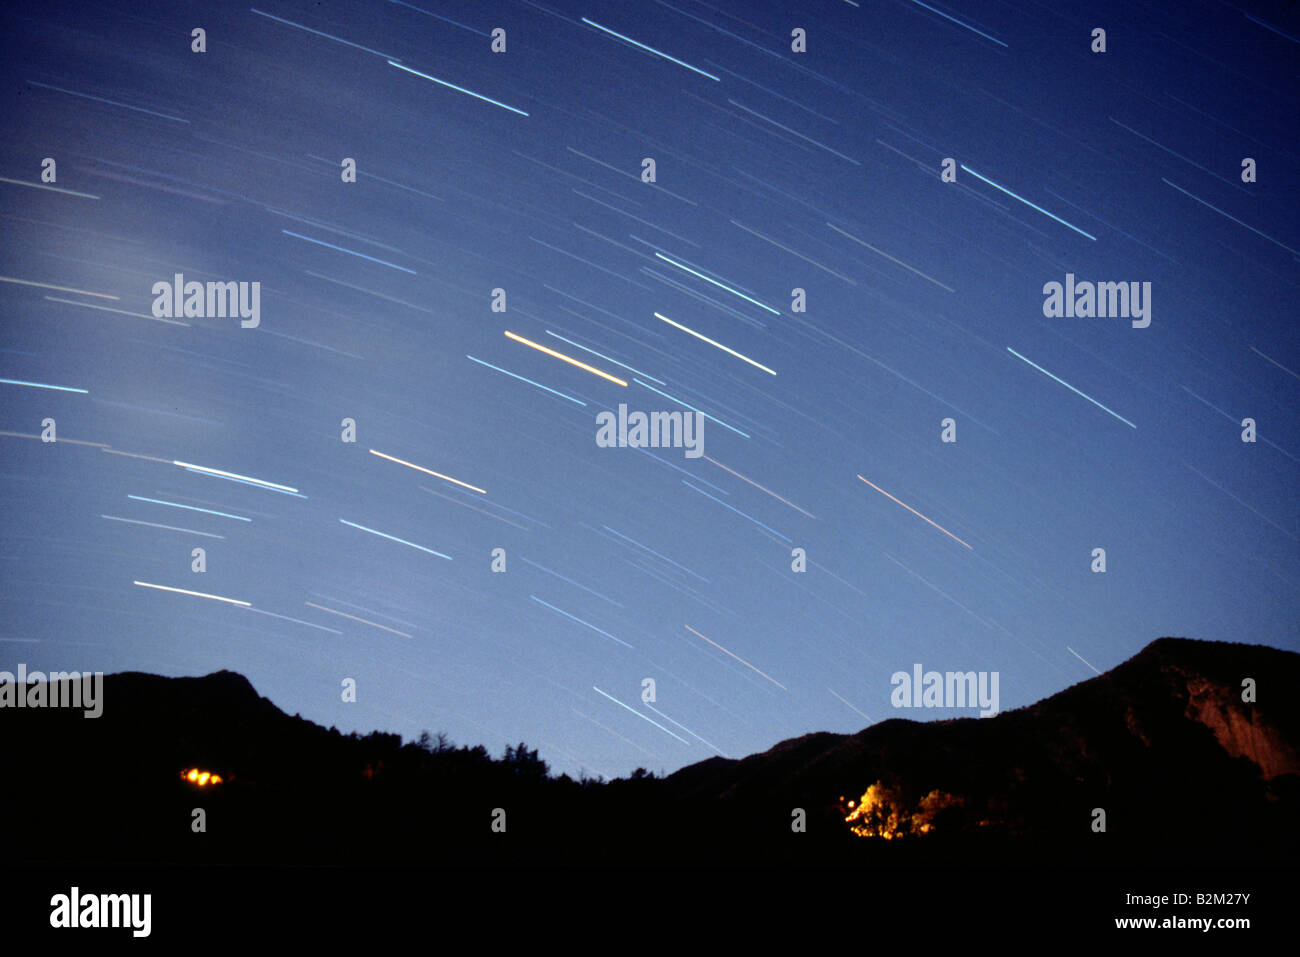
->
[[1, 0, 1296, 782]]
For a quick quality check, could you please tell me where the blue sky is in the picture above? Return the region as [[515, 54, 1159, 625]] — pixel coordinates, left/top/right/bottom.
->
[[1, 0, 1296, 779]]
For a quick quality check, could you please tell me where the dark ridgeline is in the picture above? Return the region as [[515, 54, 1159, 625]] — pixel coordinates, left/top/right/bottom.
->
[[2, 637, 1296, 867]]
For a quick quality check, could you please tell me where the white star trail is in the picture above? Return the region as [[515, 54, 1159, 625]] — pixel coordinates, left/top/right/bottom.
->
[[173, 461, 304, 495], [1006, 348, 1137, 429], [339, 519, 453, 560], [133, 580, 250, 606], [387, 60, 529, 116], [652, 312, 777, 376], [856, 475, 973, 550], [591, 686, 690, 745], [368, 450, 486, 494], [961, 165, 1098, 240], [684, 625, 787, 691], [580, 18, 721, 81]]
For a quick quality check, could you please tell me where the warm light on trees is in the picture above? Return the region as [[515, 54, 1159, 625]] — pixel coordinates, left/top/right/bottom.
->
[[840, 781, 965, 838]]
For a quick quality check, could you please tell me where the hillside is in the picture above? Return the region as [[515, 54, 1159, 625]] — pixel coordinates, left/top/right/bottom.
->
[[2, 637, 1295, 866]]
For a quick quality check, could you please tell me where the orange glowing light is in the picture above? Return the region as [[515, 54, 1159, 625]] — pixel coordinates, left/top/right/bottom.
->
[[840, 782, 965, 838], [180, 767, 223, 787]]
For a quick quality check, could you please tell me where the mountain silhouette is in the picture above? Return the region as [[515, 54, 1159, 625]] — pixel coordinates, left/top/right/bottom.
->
[[2, 637, 1295, 866]]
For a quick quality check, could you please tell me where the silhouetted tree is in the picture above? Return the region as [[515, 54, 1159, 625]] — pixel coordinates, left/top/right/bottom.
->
[[502, 741, 549, 781], [416, 730, 454, 754]]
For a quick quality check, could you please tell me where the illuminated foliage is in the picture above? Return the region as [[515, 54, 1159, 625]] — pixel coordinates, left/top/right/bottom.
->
[[842, 781, 908, 839], [910, 788, 965, 834], [840, 781, 965, 838]]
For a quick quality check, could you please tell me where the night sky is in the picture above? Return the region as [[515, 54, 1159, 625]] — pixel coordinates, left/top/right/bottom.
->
[[2, 0, 1296, 780]]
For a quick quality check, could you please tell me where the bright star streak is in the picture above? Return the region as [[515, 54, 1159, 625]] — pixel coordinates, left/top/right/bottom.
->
[[652, 312, 777, 376], [544, 330, 665, 384], [179, 469, 308, 498], [503, 330, 628, 386], [580, 18, 721, 81], [0, 377, 88, 394], [960, 166, 1097, 240], [387, 60, 529, 116], [368, 449, 486, 494], [653, 253, 781, 315], [1006, 348, 1137, 429], [133, 580, 250, 606], [339, 518, 453, 560], [592, 687, 690, 744], [684, 625, 787, 691], [173, 460, 301, 494], [1067, 647, 1101, 674], [855, 475, 973, 550]]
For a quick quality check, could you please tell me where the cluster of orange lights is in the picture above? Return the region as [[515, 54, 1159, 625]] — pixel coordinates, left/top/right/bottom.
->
[[180, 767, 223, 787], [840, 784, 908, 839], [838, 783, 972, 839]]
